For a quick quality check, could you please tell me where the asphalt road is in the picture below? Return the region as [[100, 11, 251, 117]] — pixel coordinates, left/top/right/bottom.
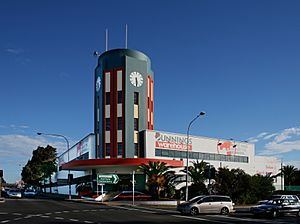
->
[[1, 198, 300, 224]]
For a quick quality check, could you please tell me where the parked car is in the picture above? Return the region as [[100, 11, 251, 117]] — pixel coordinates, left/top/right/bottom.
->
[[7, 189, 22, 198], [177, 195, 234, 216], [250, 199, 300, 218], [258, 194, 300, 205], [110, 191, 152, 201], [23, 189, 37, 197]]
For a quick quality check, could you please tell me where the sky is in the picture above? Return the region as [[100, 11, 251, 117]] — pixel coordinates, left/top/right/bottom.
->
[[1, 0, 300, 183]]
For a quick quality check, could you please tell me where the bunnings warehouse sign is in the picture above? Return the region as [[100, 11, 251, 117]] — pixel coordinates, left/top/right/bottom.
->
[[97, 174, 119, 184], [155, 132, 192, 150]]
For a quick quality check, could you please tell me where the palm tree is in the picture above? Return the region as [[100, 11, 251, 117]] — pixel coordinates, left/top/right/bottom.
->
[[138, 161, 170, 199], [188, 160, 208, 184], [281, 165, 298, 186]]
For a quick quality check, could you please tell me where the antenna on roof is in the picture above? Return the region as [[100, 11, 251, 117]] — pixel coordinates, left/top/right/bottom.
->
[[125, 24, 128, 49], [105, 29, 108, 51]]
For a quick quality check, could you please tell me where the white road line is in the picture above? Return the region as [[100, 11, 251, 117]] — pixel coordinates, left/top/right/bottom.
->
[[55, 211, 62, 214], [83, 209, 90, 212], [13, 218, 22, 221], [91, 209, 97, 212], [55, 217, 64, 220], [41, 215, 50, 218], [12, 213, 22, 216], [0, 221, 10, 223], [69, 218, 79, 222], [171, 214, 231, 224], [111, 205, 156, 213], [45, 212, 52, 215], [0, 213, 8, 215], [63, 210, 70, 213], [84, 221, 94, 224]]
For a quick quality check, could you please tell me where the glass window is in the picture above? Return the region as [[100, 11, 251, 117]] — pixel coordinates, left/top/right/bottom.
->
[[155, 149, 162, 156], [106, 143, 111, 156], [168, 150, 175, 157], [134, 143, 139, 156], [162, 150, 169, 157], [106, 92, 110, 105], [134, 118, 139, 131], [118, 117, 122, 130], [117, 91, 122, 104], [117, 143, 122, 156], [134, 92, 139, 105], [106, 118, 110, 131]]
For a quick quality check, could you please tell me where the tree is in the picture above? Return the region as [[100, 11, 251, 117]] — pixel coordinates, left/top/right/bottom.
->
[[280, 165, 298, 186], [138, 161, 171, 199], [21, 145, 57, 188]]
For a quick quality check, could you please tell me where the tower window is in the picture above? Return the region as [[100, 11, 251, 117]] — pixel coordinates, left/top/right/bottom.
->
[[134, 143, 139, 157], [134, 118, 139, 131], [106, 118, 110, 131], [134, 92, 139, 105], [118, 117, 122, 130], [117, 143, 123, 156], [117, 91, 122, 104], [106, 143, 111, 156], [106, 92, 110, 105]]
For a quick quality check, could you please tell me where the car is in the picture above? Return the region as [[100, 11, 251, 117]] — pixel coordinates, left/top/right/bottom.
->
[[7, 189, 22, 198], [177, 195, 234, 216], [250, 199, 300, 218], [23, 189, 37, 197], [110, 191, 152, 201], [258, 194, 300, 205]]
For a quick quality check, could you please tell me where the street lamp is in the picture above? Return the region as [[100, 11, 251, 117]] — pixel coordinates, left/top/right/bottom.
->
[[185, 111, 205, 201], [37, 132, 71, 200]]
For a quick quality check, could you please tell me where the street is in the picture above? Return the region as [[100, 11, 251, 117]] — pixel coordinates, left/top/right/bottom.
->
[[1, 198, 300, 224]]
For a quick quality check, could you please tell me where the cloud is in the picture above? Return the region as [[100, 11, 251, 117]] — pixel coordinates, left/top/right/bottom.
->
[[247, 132, 269, 143], [0, 134, 67, 159], [253, 126, 300, 156], [5, 48, 24, 55]]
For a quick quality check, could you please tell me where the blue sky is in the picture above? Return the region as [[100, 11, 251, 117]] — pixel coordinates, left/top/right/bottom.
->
[[1, 0, 300, 183]]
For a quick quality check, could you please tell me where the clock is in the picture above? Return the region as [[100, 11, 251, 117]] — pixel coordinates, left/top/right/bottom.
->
[[129, 71, 143, 87], [96, 76, 101, 92]]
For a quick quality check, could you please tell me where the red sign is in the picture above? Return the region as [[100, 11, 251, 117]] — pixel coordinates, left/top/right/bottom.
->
[[155, 132, 192, 150]]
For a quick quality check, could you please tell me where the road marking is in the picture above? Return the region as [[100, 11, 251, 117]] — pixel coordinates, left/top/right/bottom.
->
[[83, 209, 90, 212], [73, 210, 80, 212], [55, 211, 62, 214], [111, 205, 156, 213], [171, 214, 231, 224], [45, 212, 52, 215], [0, 213, 8, 215], [13, 218, 22, 221], [41, 215, 50, 218], [84, 221, 94, 223], [63, 210, 70, 213], [91, 209, 97, 212], [55, 217, 64, 220], [0, 221, 10, 223], [12, 213, 22, 216], [69, 218, 79, 222]]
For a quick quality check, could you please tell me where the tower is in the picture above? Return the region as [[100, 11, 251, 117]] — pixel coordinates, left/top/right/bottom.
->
[[94, 49, 154, 159]]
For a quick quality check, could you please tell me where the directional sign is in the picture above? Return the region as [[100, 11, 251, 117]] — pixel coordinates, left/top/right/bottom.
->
[[97, 174, 119, 184]]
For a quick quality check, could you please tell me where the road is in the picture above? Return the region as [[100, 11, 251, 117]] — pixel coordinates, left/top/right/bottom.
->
[[1, 198, 300, 223]]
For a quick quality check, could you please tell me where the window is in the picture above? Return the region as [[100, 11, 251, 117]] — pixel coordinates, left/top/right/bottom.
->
[[118, 117, 122, 130], [117, 91, 122, 104], [134, 92, 139, 105], [106, 92, 110, 105], [134, 143, 139, 156], [106, 118, 110, 131], [134, 118, 139, 131], [117, 143, 123, 156], [106, 143, 111, 156]]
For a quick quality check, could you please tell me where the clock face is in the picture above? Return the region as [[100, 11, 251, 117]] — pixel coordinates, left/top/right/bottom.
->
[[96, 76, 101, 92], [129, 71, 143, 87]]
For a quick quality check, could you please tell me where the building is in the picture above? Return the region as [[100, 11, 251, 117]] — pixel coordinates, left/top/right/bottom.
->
[[49, 48, 282, 195]]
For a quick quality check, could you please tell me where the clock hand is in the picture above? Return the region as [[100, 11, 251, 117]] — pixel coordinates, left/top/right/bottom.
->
[[135, 77, 138, 86]]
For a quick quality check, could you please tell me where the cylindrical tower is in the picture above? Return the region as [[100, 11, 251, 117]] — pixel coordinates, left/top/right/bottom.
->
[[94, 49, 154, 159]]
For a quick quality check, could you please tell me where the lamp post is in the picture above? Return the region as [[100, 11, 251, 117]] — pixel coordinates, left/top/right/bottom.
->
[[185, 111, 205, 201], [37, 132, 71, 200]]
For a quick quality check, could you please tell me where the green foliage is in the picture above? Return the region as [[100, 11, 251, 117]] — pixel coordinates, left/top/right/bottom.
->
[[214, 167, 274, 204], [280, 165, 298, 186], [138, 161, 172, 199], [21, 145, 57, 186]]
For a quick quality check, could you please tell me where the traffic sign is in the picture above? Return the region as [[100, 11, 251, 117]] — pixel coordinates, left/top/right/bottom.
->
[[97, 174, 119, 184]]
